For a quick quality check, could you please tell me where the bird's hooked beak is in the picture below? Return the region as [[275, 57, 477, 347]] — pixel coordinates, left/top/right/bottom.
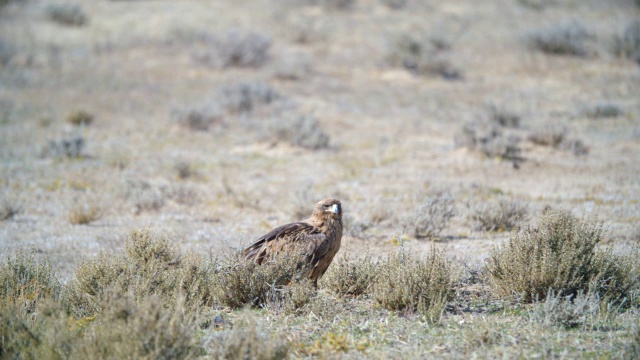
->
[[325, 204, 340, 215]]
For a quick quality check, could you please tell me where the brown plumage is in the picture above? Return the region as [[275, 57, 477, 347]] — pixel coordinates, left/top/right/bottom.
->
[[243, 198, 343, 286]]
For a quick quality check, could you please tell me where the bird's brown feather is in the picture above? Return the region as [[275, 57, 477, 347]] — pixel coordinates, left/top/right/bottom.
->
[[242, 198, 343, 285]]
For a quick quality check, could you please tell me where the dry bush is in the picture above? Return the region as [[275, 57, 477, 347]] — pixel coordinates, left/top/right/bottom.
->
[[266, 113, 330, 150], [407, 190, 456, 239], [487, 104, 521, 128], [0, 249, 61, 315], [174, 160, 196, 180], [44, 135, 85, 158], [530, 20, 594, 56], [388, 32, 461, 79], [470, 197, 528, 232], [67, 229, 215, 317], [528, 125, 566, 147], [46, 4, 88, 27], [381, 0, 407, 9], [0, 39, 17, 67], [455, 120, 523, 165], [67, 198, 104, 225], [613, 20, 640, 64], [212, 253, 314, 309], [581, 102, 624, 118], [125, 180, 166, 213], [487, 209, 640, 303], [0, 196, 23, 220], [321, 249, 377, 296], [625, 322, 640, 360], [373, 246, 454, 322], [72, 292, 197, 360], [220, 81, 281, 114], [66, 110, 94, 126], [271, 53, 311, 81], [172, 104, 222, 131], [529, 290, 603, 329], [202, 324, 290, 360], [197, 29, 271, 68]]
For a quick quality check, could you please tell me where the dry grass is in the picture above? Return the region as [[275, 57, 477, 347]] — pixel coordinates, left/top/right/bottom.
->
[[265, 113, 330, 150], [487, 209, 640, 303], [196, 29, 271, 68]]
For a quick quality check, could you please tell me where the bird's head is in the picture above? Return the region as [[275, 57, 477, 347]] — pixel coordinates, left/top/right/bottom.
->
[[313, 198, 342, 220]]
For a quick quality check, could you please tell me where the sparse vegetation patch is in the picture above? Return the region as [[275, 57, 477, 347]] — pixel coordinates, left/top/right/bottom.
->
[[46, 4, 88, 27], [530, 20, 594, 56]]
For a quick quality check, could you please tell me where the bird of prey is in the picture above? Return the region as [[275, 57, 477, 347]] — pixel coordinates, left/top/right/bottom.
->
[[243, 198, 343, 286]]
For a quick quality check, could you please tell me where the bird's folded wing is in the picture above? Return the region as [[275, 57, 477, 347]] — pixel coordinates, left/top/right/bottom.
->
[[243, 222, 326, 262]]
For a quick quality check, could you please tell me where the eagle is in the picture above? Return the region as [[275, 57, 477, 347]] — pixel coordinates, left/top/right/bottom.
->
[[242, 198, 343, 286]]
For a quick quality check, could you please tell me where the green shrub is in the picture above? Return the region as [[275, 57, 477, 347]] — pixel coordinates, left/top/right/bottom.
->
[[487, 209, 639, 303], [373, 245, 453, 322]]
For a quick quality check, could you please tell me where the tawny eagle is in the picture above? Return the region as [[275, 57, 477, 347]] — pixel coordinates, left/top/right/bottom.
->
[[243, 198, 343, 286]]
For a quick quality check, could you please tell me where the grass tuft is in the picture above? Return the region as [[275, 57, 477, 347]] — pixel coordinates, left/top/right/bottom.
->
[[67, 198, 104, 225], [266, 113, 330, 150]]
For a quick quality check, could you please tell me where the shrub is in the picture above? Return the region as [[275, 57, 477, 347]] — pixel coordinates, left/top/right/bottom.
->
[[200, 29, 271, 68], [487, 104, 521, 128], [67, 199, 104, 225], [487, 209, 639, 303], [373, 246, 453, 322], [67, 229, 215, 317], [470, 197, 528, 232], [125, 180, 166, 213], [0, 250, 61, 315], [266, 113, 330, 150], [407, 190, 456, 239], [528, 125, 566, 148], [581, 102, 624, 118], [530, 20, 594, 56], [613, 20, 640, 64], [388, 32, 461, 79], [212, 253, 313, 309], [220, 81, 280, 114], [66, 110, 94, 126], [202, 325, 290, 360], [0, 196, 22, 220], [72, 292, 197, 360], [172, 103, 222, 131], [46, 4, 88, 27], [44, 135, 85, 158], [381, 0, 407, 9], [529, 290, 602, 329], [321, 249, 377, 296], [455, 120, 523, 165]]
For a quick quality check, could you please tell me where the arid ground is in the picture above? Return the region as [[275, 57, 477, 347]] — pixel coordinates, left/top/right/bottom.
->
[[1, 0, 639, 358]]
